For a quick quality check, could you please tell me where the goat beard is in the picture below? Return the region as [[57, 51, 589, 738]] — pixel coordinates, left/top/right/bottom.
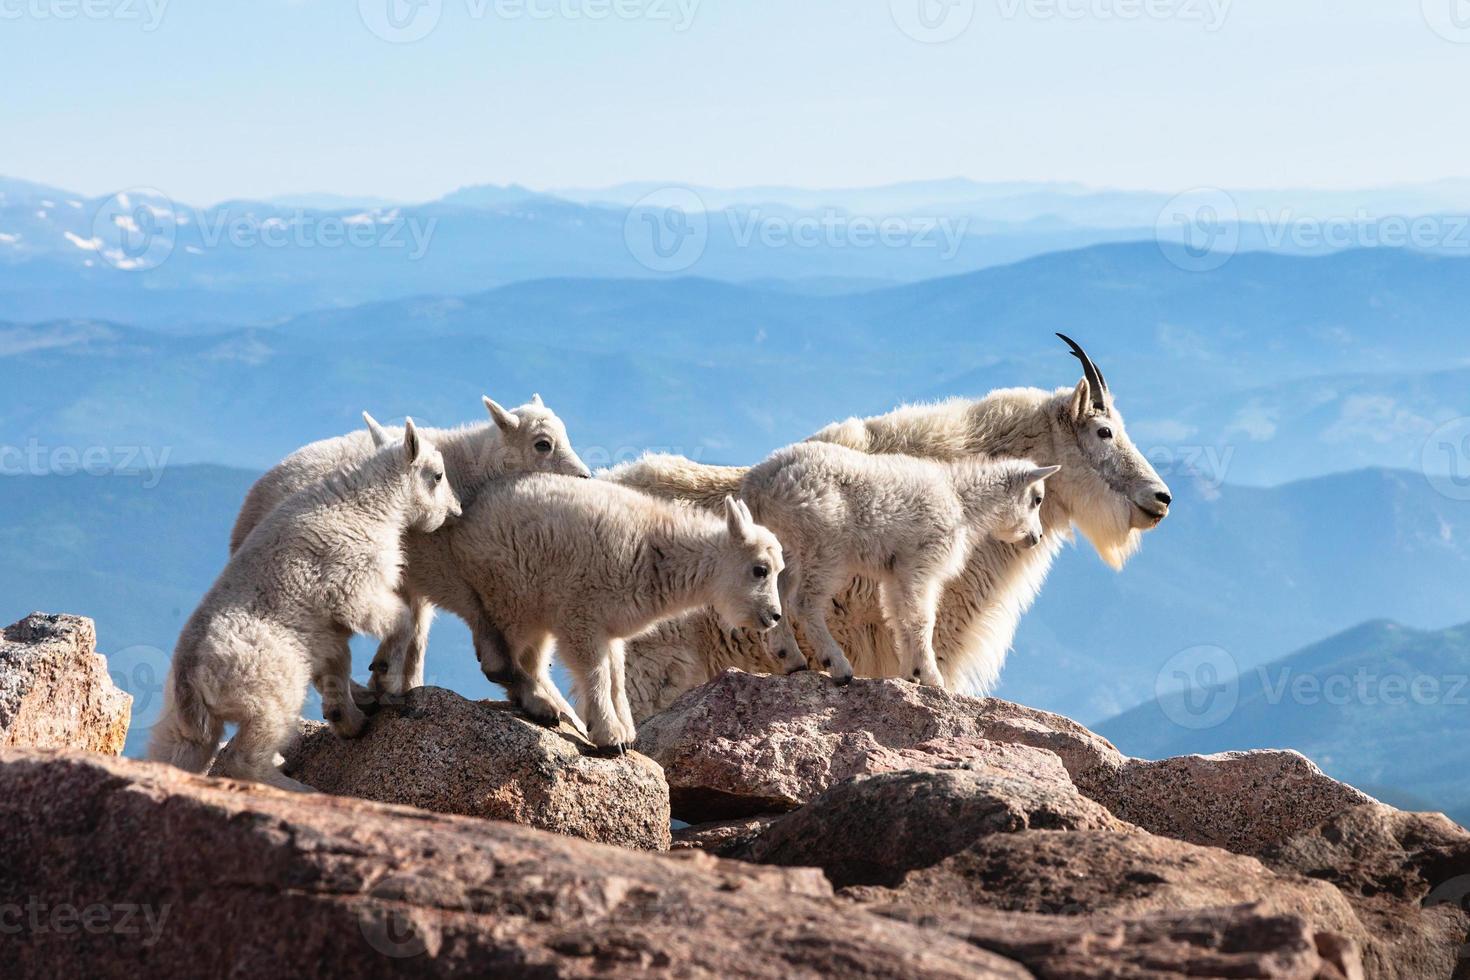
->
[[1072, 498, 1145, 571]]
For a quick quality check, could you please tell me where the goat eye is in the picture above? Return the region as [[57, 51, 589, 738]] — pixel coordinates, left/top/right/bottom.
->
[[753, 564, 770, 579], [535, 439, 553, 453], [1032, 495, 1043, 509], [434, 472, 444, 483], [1097, 427, 1114, 440]]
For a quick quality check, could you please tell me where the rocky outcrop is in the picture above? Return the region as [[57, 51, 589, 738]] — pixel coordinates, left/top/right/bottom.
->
[[0, 749, 1039, 979], [0, 613, 130, 755], [639, 671, 1375, 856], [0, 748, 1373, 979], [645, 671, 1470, 979], [278, 686, 671, 851], [8, 633, 1464, 978]]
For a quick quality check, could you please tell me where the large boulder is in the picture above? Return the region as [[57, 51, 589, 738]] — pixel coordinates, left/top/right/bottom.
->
[[737, 766, 1131, 887], [1078, 750, 1377, 857], [1263, 803, 1470, 980], [639, 671, 1375, 858], [0, 748, 1039, 979], [277, 686, 672, 851], [635, 670, 1119, 821], [0, 613, 130, 755]]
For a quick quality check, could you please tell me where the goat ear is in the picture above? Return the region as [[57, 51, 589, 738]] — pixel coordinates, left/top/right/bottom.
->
[[362, 411, 390, 449], [530, 392, 544, 407], [1069, 379, 1092, 421], [403, 418, 421, 467], [483, 397, 520, 434], [724, 495, 752, 541]]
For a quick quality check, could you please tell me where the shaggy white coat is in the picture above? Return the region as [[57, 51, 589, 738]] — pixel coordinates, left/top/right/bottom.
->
[[440, 474, 784, 748], [606, 375, 1172, 719], [742, 442, 1058, 685], [228, 396, 591, 720], [149, 423, 461, 790]]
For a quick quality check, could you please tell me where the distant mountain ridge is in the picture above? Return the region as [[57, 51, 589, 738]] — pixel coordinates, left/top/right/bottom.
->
[[5, 174, 1470, 329], [3, 244, 1470, 491]]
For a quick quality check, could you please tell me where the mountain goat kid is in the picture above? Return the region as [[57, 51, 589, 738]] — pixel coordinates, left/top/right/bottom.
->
[[149, 421, 461, 790], [229, 395, 591, 718], [442, 475, 784, 750], [744, 442, 1059, 686]]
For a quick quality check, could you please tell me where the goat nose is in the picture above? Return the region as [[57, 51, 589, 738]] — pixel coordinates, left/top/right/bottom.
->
[[771, 613, 782, 623], [1154, 491, 1173, 506]]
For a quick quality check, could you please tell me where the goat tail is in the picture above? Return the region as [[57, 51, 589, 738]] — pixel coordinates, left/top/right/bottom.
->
[[147, 664, 219, 773], [601, 452, 748, 511]]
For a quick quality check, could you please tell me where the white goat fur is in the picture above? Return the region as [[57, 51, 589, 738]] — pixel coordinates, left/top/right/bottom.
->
[[441, 474, 784, 748], [607, 379, 1172, 719], [228, 396, 591, 721], [149, 424, 462, 790], [742, 442, 1059, 685]]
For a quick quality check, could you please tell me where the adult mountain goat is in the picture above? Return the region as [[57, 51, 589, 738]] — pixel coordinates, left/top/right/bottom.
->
[[606, 334, 1173, 719]]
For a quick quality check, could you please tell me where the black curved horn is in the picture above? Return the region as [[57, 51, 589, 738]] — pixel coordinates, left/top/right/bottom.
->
[[1056, 333, 1108, 411]]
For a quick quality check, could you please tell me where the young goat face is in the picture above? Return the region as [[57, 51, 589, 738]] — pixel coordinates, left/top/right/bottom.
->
[[401, 420, 463, 533], [990, 464, 1062, 549], [710, 496, 786, 632], [484, 394, 594, 479]]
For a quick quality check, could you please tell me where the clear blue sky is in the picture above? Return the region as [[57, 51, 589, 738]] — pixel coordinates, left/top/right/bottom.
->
[[1, 0, 1466, 204]]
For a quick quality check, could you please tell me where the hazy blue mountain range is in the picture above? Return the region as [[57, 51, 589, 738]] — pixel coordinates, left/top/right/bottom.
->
[[543, 177, 1470, 227], [6, 176, 1470, 329], [3, 245, 1469, 492], [3, 464, 1467, 770], [1097, 619, 1470, 828]]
